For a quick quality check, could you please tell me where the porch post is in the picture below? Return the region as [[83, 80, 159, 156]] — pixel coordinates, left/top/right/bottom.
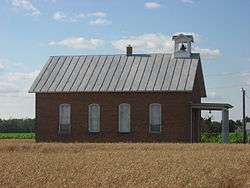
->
[[222, 109, 229, 144]]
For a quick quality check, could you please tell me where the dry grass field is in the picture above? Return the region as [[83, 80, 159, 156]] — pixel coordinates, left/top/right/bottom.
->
[[0, 140, 250, 188]]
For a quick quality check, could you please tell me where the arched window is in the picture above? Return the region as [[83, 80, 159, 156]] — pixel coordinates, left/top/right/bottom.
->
[[119, 103, 130, 133], [59, 104, 71, 135], [88, 104, 100, 132], [149, 103, 161, 133]]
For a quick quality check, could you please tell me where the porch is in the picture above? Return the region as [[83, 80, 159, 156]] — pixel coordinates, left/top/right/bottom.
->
[[191, 103, 234, 144]]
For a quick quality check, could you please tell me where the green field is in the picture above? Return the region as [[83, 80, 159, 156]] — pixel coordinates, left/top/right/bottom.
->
[[0, 133, 35, 139]]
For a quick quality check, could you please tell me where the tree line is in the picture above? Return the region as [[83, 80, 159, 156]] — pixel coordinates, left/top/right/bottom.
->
[[0, 118, 35, 133], [201, 117, 250, 134]]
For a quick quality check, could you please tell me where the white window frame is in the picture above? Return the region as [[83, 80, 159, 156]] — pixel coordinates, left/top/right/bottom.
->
[[118, 103, 131, 133], [88, 104, 100, 133], [58, 103, 71, 135], [149, 103, 162, 133]]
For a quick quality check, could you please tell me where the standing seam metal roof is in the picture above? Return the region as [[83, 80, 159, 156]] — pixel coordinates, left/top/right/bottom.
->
[[29, 53, 205, 95]]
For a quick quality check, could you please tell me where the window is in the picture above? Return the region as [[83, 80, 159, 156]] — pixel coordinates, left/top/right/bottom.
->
[[119, 103, 130, 133], [149, 103, 161, 133], [88, 104, 100, 132], [59, 104, 71, 135]]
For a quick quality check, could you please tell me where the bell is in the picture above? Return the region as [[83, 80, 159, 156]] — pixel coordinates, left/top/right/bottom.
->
[[180, 44, 186, 51], [208, 110, 213, 120]]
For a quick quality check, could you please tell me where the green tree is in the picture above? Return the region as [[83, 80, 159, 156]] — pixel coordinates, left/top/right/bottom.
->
[[0, 118, 35, 133]]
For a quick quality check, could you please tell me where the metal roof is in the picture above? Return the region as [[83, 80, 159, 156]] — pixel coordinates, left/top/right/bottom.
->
[[29, 53, 205, 94]]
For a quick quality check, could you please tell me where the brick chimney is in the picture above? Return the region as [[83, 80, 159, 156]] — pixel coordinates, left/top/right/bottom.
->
[[126, 45, 133, 56]]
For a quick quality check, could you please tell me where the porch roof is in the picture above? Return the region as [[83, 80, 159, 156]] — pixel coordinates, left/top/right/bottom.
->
[[191, 103, 233, 111]]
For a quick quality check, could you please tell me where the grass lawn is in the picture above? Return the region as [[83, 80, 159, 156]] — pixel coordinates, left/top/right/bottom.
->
[[0, 140, 250, 187], [0, 133, 35, 139]]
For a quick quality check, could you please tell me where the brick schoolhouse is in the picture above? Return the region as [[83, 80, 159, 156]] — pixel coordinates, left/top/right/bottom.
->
[[29, 34, 207, 142]]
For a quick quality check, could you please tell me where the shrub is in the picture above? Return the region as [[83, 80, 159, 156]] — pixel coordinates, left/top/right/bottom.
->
[[229, 132, 243, 143], [201, 133, 222, 143]]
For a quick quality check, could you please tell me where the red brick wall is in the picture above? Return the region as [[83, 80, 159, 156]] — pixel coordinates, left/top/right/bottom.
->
[[36, 92, 197, 142], [191, 62, 203, 142]]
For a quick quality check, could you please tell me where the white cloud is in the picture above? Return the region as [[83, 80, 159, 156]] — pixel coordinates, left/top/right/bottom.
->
[[181, 0, 194, 4], [0, 68, 38, 118], [52, 11, 108, 23], [42, 0, 57, 2], [87, 11, 106, 18], [9, 0, 41, 16], [0, 63, 5, 71], [241, 72, 250, 87], [52, 11, 66, 21], [206, 91, 225, 100], [5, 71, 40, 82], [112, 33, 173, 53], [0, 56, 39, 118], [49, 37, 105, 49], [0, 70, 39, 94], [193, 47, 221, 60], [144, 2, 161, 9], [0, 92, 35, 118], [0, 82, 20, 94], [75, 13, 85, 19], [89, 18, 112, 26], [112, 33, 221, 60]]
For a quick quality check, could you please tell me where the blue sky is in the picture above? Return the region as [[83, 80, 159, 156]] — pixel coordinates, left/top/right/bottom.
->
[[0, 0, 249, 120]]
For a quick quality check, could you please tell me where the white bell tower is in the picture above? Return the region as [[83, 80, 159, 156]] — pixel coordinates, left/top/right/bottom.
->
[[172, 34, 194, 58]]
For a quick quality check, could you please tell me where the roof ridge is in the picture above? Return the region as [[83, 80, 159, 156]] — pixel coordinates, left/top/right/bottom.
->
[[49, 53, 176, 57]]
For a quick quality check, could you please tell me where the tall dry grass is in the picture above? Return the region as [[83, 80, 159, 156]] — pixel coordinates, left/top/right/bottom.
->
[[0, 140, 250, 188]]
